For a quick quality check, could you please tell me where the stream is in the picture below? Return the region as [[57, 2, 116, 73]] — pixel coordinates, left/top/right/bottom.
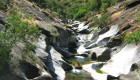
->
[[64, 20, 140, 80]]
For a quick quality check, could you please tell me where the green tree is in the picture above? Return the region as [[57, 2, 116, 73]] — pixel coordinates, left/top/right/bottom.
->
[[87, 0, 101, 11], [125, 30, 140, 44], [74, 8, 87, 19], [0, 7, 39, 70], [101, 0, 110, 10]]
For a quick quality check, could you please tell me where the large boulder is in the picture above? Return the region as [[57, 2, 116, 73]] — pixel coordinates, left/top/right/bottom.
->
[[0, 43, 52, 80], [15, 0, 51, 22], [47, 46, 72, 80]]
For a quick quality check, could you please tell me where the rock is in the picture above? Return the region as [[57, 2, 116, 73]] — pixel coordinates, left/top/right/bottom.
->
[[47, 46, 72, 80], [0, 43, 52, 80], [0, 11, 8, 25], [37, 21, 71, 48], [0, 24, 5, 31], [61, 61, 73, 71], [68, 35, 77, 53], [101, 44, 140, 77], [106, 38, 122, 48], [97, 48, 111, 61], [15, 0, 51, 22], [54, 47, 73, 58], [82, 62, 108, 80], [33, 34, 50, 65], [119, 74, 139, 80], [91, 52, 97, 60], [77, 22, 89, 33]]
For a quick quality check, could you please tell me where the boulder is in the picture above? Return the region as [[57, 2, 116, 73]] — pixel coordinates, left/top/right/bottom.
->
[[0, 43, 52, 80], [47, 46, 72, 80], [15, 0, 51, 22]]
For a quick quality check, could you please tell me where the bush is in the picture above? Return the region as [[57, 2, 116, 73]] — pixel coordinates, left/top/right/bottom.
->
[[29, 0, 119, 20], [136, 14, 140, 24], [0, 7, 40, 70], [93, 12, 111, 27], [125, 30, 140, 44], [0, 0, 11, 10], [73, 8, 87, 19]]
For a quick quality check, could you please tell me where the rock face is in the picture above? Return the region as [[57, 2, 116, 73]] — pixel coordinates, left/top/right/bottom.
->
[[83, 44, 140, 80], [101, 44, 140, 77], [47, 46, 72, 80], [15, 0, 52, 22], [0, 0, 73, 79], [0, 43, 52, 80]]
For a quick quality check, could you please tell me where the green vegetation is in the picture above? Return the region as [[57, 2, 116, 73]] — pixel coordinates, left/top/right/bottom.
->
[[66, 72, 92, 80], [96, 70, 107, 74], [136, 14, 140, 24], [0, 0, 11, 10], [93, 12, 111, 27], [29, 0, 119, 20], [125, 30, 140, 44], [50, 27, 59, 36], [0, 7, 40, 70]]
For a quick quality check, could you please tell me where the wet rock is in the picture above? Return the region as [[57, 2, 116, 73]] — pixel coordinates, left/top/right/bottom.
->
[[106, 38, 122, 48], [68, 35, 77, 53], [61, 61, 73, 71], [98, 49, 111, 61], [54, 47, 73, 58], [91, 52, 97, 60], [77, 22, 89, 33]]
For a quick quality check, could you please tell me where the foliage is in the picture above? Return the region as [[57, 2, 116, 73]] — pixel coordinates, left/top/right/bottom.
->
[[0, 7, 40, 70], [0, 0, 11, 10], [29, 52, 37, 61], [125, 30, 140, 44], [29, 0, 119, 20], [50, 27, 59, 36], [136, 14, 140, 24], [73, 8, 87, 19], [96, 70, 107, 74], [93, 12, 111, 27]]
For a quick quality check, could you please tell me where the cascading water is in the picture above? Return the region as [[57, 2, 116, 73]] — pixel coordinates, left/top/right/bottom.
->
[[66, 21, 140, 80]]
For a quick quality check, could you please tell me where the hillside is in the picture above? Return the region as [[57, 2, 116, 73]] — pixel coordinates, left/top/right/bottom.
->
[[0, 0, 140, 80]]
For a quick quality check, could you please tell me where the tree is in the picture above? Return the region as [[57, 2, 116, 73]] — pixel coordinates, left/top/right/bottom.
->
[[0, 7, 40, 70]]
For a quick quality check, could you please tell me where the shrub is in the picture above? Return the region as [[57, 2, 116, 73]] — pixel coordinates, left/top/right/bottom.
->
[[73, 8, 87, 19], [93, 12, 111, 27], [125, 30, 140, 44], [0, 0, 11, 10], [0, 7, 40, 70], [136, 14, 140, 24]]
